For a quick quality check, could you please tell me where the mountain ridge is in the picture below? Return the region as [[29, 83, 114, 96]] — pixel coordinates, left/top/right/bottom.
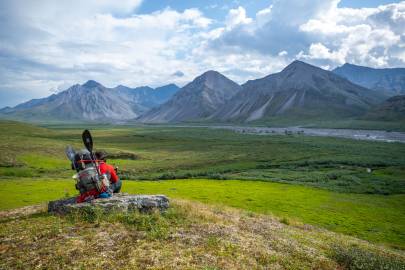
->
[[212, 60, 383, 122], [138, 70, 242, 123], [2, 60, 404, 124], [333, 63, 405, 96], [0, 81, 179, 122]]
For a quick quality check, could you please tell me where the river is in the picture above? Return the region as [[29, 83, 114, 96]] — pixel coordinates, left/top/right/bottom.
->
[[209, 125, 405, 143]]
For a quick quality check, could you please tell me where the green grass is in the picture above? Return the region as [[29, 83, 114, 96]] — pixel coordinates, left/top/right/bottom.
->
[[1, 120, 404, 248], [0, 179, 75, 209], [1, 178, 404, 249], [1, 120, 404, 195], [125, 179, 405, 249]]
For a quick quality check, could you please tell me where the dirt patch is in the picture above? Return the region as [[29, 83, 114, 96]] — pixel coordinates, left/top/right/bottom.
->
[[0, 204, 45, 220]]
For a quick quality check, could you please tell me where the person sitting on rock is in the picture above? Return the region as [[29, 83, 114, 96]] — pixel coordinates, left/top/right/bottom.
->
[[95, 151, 122, 193], [72, 149, 109, 203]]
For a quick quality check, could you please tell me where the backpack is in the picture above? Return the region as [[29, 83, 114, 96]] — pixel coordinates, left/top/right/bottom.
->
[[72, 150, 109, 194]]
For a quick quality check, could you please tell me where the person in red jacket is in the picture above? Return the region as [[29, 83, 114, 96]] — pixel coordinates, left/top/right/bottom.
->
[[95, 151, 122, 193]]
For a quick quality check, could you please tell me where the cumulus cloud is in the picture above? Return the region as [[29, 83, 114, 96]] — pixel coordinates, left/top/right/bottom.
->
[[208, 0, 405, 68], [0, 0, 212, 106], [225, 6, 253, 28], [298, 2, 404, 67], [0, 0, 404, 107]]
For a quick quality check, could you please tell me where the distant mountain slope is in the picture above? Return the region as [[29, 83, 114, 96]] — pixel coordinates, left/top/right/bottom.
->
[[333, 63, 405, 96], [116, 83, 179, 109], [0, 81, 179, 122], [212, 61, 383, 122], [138, 71, 242, 123], [365, 95, 405, 121]]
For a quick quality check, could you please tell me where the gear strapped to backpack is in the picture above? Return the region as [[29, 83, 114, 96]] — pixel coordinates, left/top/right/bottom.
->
[[66, 148, 110, 195], [65, 130, 112, 200]]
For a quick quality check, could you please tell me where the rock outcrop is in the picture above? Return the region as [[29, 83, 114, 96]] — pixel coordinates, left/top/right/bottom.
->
[[48, 194, 169, 215]]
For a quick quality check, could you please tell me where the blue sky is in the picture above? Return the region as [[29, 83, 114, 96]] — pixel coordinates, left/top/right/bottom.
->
[[139, 0, 401, 14], [0, 0, 404, 107]]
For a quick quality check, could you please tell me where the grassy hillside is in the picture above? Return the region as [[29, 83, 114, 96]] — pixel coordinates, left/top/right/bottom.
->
[[1, 199, 404, 269], [1, 178, 404, 249], [365, 95, 405, 121]]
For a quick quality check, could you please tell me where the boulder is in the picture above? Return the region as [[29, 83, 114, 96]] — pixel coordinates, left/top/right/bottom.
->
[[48, 194, 169, 215]]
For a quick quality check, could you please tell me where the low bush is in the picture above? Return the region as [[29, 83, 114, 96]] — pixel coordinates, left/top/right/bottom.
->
[[330, 245, 405, 270], [280, 217, 290, 225]]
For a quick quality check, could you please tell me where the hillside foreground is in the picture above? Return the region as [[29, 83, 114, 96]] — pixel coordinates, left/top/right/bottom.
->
[[1, 199, 404, 270]]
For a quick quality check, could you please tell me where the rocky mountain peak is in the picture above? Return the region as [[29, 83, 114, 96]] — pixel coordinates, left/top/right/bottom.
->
[[282, 60, 322, 74], [138, 70, 242, 123], [186, 70, 239, 94], [199, 70, 222, 78], [82, 80, 104, 88]]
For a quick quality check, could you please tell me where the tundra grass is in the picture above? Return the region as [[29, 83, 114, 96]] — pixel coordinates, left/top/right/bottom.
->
[[1, 178, 404, 249], [2, 200, 404, 270]]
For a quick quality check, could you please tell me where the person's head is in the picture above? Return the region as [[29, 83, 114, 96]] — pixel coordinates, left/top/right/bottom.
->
[[95, 151, 107, 162]]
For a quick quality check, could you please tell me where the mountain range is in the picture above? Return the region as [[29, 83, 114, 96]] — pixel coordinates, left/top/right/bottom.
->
[[0, 81, 179, 122], [1, 61, 404, 123], [211, 61, 381, 122], [333, 63, 405, 96]]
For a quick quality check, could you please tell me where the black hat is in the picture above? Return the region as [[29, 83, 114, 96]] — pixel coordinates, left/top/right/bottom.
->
[[95, 151, 108, 161]]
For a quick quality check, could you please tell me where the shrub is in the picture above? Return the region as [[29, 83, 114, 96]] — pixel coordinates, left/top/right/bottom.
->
[[280, 217, 290, 225], [330, 245, 405, 270], [157, 173, 177, 180], [327, 172, 338, 180]]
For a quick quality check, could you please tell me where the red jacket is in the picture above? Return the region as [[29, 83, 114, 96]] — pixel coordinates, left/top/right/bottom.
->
[[76, 188, 103, 203], [98, 162, 119, 183]]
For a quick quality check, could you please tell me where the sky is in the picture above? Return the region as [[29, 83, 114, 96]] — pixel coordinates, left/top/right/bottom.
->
[[0, 0, 404, 108]]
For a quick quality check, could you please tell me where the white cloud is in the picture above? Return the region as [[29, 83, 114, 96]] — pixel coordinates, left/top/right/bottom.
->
[[225, 6, 252, 29], [304, 43, 346, 64], [298, 1, 404, 67], [208, 0, 405, 69], [278, 51, 288, 57], [256, 5, 272, 27], [0, 1, 213, 106], [1, 0, 405, 107]]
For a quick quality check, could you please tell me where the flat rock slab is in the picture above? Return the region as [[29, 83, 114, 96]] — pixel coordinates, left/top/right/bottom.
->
[[48, 194, 169, 215]]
